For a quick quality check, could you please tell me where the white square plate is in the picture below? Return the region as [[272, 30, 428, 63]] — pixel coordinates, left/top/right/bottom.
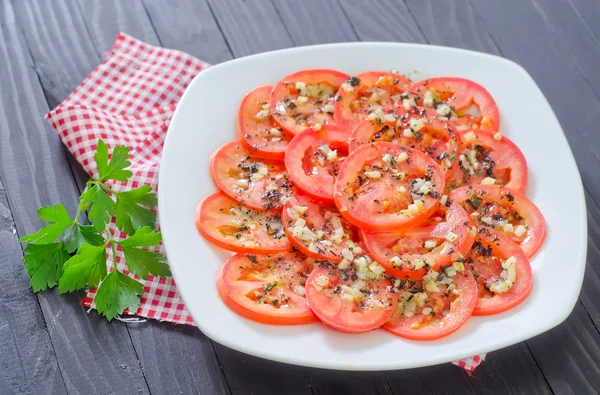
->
[[158, 43, 587, 370]]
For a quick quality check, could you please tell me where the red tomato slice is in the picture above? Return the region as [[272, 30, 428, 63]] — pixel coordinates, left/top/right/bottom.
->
[[270, 69, 350, 136], [449, 185, 546, 259], [334, 72, 412, 130], [238, 85, 291, 160], [383, 270, 477, 340], [350, 106, 461, 180], [334, 142, 445, 231], [282, 194, 358, 262], [285, 124, 350, 201], [305, 264, 397, 333], [197, 193, 291, 253], [409, 77, 500, 133], [218, 252, 317, 325], [445, 129, 528, 193], [210, 141, 295, 211], [464, 227, 533, 315], [361, 202, 474, 280]]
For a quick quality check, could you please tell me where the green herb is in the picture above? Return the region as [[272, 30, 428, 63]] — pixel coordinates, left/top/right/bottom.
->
[[19, 140, 170, 320]]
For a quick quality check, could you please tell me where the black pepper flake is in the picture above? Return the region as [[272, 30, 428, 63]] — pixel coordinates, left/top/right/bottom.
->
[[347, 76, 361, 87]]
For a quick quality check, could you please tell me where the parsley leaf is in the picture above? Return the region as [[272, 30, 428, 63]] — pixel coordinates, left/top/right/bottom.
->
[[58, 243, 107, 293], [80, 184, 115, 232], [94, 269, 143, 321], [65, 224, 104, 253], [118, 227, 170, 280], [19, 204, 72, 244], [23, 242, 70, 291], [114, 186, 157, 235], [95, 140, 133, 182]]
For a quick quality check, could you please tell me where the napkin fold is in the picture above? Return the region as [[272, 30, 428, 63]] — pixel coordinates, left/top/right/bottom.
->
[[46, 32, 484, 373]]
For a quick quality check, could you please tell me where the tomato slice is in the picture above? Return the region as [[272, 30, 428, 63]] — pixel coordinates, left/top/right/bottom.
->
[[333, 71, 412, 130], [445, 129, 527, 193], [282, 194, 358, 262], [305, 263, 397, 333], [449, 185, 546, 258], [383, 269, 477, 340], [197, 193, 291, 253], [217, 252, 317, 325], [270, 69, 350, 136], [350, 106, 461, 180], [238, 85, 291, 160], [464, 227, 533, 315], [334, 142, 445, 231], [210, 141, 295, 211], [408, 77, 500, 133], [361, 201, 474, 280], [284, 124, 350, 201]]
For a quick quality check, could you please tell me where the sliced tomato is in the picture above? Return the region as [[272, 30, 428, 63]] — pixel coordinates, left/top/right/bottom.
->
[[409, 77, 500, 133], [333, 72, 412, 130], [238, 85, 291, 160], [285, 124, 350, 201], [217, 252, 317, 325], [445, 129, 527, 193], [361, 202, 474, 280], [210, 141, 295, 211], [270, 69, 350, 136], [449, 185, 546, 258], [464, 227, 533, 315], [334, 142, 445, 231], [305, 264, 397, 333], [383, 270, 477, 340], [197, 193, 290, 253], [282, 194, 357, 262], [350, 106, 461, 180]]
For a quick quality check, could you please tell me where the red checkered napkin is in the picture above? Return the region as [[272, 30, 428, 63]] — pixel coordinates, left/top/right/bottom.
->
[[46, 32, 484, 372]]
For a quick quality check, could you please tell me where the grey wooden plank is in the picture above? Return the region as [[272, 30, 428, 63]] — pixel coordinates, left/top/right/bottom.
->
[[127, 322, 230, 395], [205, 0, 293, 57], [0, 186, 66, 394], [141, 0, 233, 63], [405, 0, 600, 393], [567, 0, 600, 44], [4, 1, 151, 393], [77, 0, 160, 51], [272, 0, 358, 45]]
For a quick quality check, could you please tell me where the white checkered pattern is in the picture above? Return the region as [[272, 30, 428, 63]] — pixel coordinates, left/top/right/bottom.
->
[[45, 32, 484, 372]]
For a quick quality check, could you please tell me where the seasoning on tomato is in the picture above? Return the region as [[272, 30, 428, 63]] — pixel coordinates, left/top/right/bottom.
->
[[197, 193, 290, 253], [210, 141, 295, 211], [284, 124, 350, 201], [238, 85, 291, 160], [270, 69, 350, 136], [449, 185, 546, 258], [334, 71, 412, 130], [217, 252, 317, 325], [334, 142, 445, 231]]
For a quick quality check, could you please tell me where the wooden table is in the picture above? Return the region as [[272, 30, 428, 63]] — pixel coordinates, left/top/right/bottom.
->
[[1, 1, 599, 393]]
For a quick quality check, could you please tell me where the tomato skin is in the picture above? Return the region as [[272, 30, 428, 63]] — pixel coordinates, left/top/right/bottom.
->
[[449, 185, 546, 259], [218, 253, 317, 325], [446, 129, 528, 193], [360, 202, 474, 280], [238, 85, 291, 160], [465, 227, 533, 316], [383, 271, 478, 340], [284, 124, 350, 202], [305, 266, 397, 333], [270, 69, 350, 136], [210, 141, 294, 211], [197, 193, 291, 253], [282, 194, 357, 262], [410, 77, 500, 133], [334, 71, 412, 130], [334, 142, 445, 231]]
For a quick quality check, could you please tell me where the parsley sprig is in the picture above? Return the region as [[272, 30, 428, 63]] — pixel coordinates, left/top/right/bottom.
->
[[20, 140, 170, 320]]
